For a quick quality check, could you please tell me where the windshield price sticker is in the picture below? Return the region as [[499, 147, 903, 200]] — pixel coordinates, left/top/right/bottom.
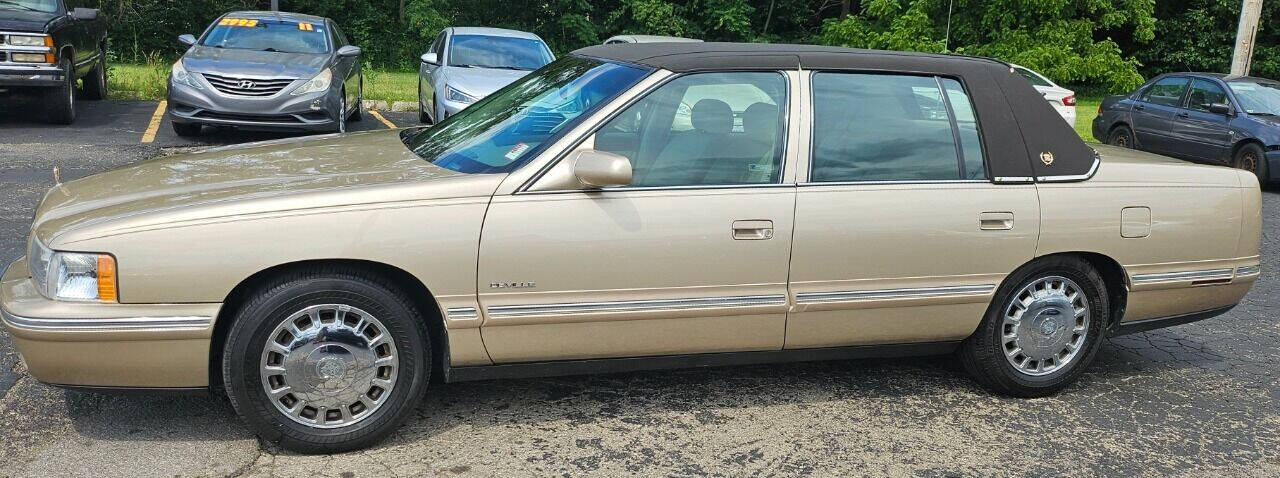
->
[[505, 143, 530, 160], [219, 18, 259, 27]]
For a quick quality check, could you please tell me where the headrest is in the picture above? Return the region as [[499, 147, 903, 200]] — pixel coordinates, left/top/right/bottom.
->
[[691, 99, 733, 134], [742, 102, 779, 137]]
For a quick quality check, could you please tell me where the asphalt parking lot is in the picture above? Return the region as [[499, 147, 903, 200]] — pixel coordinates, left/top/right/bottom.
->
[[1, 100, 1279, 477]]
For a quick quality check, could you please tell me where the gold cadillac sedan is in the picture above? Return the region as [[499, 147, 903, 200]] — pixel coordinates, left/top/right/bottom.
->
[[1, 43, 1262, 453]]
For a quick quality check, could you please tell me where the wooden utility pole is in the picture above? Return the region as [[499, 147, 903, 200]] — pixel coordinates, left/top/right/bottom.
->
[[1230, 0, 1263, 76], [270, 0, 279, 11]]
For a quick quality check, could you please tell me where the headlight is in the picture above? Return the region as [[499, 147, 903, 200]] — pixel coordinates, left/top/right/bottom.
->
[[8, 34, 51, 47], [10, 53, 54, 63], [446, 86, 478, 104], [171, 61, 203, 90], [28, 238, 117, 302], [292, 68, 332, 95]]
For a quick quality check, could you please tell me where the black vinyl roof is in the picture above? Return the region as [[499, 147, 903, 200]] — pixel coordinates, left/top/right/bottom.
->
[[572, 42, 1098, 182], [573, 42, 1004, 73]]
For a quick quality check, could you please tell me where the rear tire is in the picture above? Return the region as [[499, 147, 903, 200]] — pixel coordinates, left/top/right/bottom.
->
[[82, 48, 108, 100], [959, 256, 1109, 397], [172, 122, 202, 137], [221, 267, 430, 454], [1106, 125, 1133, 148], [45, 57, 76, 125], [1234, 143, 1268, 183]]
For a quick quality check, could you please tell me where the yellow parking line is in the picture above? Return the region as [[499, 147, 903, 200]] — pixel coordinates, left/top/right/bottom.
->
[[140, 100, 167, 143], [368, 109, 396, 129]]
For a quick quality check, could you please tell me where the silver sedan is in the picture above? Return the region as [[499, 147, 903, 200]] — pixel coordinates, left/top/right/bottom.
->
[[417, 27, 553, 123]]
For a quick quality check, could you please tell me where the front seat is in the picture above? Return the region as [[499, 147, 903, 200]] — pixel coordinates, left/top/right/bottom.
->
[[636, 98, 734, 187]]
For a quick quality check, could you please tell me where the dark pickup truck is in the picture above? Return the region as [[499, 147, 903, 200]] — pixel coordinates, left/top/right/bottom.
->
[[0, 0, 107, 124]]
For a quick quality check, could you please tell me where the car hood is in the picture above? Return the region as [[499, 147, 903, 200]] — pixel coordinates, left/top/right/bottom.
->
[[182, 46, 330, 79], [445, 66, 531, 98], [1090, 145, 1244, 187], [33, 130, 504, 246], [0, 10, 56, 32]]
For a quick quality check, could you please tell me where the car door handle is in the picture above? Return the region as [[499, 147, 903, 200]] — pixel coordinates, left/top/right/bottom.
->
[[732, 220, 774, 240], [1175, 112, 1190, 118], [979, 212, 1014, 230], [1134, 104, 1146, 111]]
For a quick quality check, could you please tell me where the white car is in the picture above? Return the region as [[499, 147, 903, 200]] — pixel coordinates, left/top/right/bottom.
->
[[1011, 64, 1076, 126]]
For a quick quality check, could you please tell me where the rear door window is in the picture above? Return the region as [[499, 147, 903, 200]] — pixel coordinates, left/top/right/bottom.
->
[[1140, 77, 1190, 107], [810, 72, 985, 182]]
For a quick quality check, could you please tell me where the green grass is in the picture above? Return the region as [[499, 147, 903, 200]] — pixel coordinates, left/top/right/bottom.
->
[[105, 62, 420, 104], [361, 69, 418, 103], [1074, 96, 1102, 143]]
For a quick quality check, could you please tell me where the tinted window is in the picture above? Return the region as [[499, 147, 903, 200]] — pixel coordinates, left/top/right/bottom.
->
[[2, 0, 58, 12], [331, 23, 349, 46], [400, 57, 650, 174], [1014, 67, 1053, 87], [429, 31, 445, 55], [1186, 79, 1229, 112], [811, 73, 982, 182], [449, 35, 553, 71], [1140, 77, 1189, 107], [596, 72, 787, 187], [202, 18, 330, 54]]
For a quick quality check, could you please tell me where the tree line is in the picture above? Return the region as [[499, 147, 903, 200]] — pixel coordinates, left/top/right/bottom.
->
[[93, 0, 1277, 92]]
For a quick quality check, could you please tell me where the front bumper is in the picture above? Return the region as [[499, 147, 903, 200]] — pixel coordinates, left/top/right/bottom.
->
[[0, 256, 220, 388], [167, 79, 340, 132], [439, 95, 473, 118], [0, 63, 63, 88], [1266, 149, 1280, 183]]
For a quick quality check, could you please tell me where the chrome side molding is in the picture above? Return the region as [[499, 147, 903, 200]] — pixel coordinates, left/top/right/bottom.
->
[[487, 295, 787, 318], [445, 307, 479, 321], [794, 285, 995, 304], [1, 310, 211, 331], [1130, 268, 1235, 285], [1235, 265, 1261, 276]]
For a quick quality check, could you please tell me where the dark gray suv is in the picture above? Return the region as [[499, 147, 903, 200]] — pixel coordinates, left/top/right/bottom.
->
[[168, 11, 363, 136]]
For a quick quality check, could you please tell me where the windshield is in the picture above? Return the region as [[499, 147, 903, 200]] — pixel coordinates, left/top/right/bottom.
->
[[1228, 79, 1280, 115], [200, 17, 331, 54], [449, 34, 553, 70], [401, 56, 650, 174], [1014, 67, 1053, 88], [0, 0, 57, 12]]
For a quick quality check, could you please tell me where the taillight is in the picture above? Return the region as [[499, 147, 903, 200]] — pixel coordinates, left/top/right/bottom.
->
[[1062, 95, 1076, 106]]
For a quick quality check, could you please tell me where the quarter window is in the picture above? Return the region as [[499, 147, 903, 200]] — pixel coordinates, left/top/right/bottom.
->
[[1140, 77, 1189, 107], [1187, 79, 1229, 112], [810, 72, 985, 182], [595, 72, 787, 187]]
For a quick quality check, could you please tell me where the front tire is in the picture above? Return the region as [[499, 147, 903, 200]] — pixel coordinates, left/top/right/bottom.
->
[[333, 91, 348, 134], [1106, 125, 1133, 148], [349, 77, 363, 122], [45, 57, 76, 125], [221, 268, 430, 453], [1234, 142, 1268, 183], [417, 78, 432, 124], [959, 256, 1109, 397]]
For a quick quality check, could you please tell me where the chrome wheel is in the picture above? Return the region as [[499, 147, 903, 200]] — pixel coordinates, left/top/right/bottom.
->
[[1000, 276, 1090, 377], [260, 304, 398, 429]]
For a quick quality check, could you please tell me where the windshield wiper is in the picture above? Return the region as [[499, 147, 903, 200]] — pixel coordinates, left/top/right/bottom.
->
[[0, 1, 40, 12]]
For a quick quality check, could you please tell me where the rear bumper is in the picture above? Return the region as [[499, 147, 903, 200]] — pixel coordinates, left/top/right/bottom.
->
[[167, 79, 341, 132], [0, 64, 63, 88], [0, 256, 219, 388], [1091, 115, 1108, 142]]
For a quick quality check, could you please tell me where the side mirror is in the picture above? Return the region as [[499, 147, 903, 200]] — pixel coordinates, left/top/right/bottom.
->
[[178, 34, 197, 47], [572, 150, 632, 188], [337, 45, 362, 57], [70, 8, 98, 21], [1208, 103, 1232, 115], [420, 52, 438, 65]]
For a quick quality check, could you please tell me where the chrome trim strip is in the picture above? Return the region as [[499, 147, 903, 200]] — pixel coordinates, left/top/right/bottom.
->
[[0, 310, 212, 331], [1235, 265, 1261, 276], [488, 295, 787, 318], [992, 176, 1034, 183], [795, 285, 995, 304], [1036, 155, 1100, 183], [1130, 268, 1235, 285], [798, 180, 990, 187], [446, 307, 479, 320], [518, 183, 796, 195]]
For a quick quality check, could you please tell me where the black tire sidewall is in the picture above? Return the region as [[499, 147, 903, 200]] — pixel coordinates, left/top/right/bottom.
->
[[46, 58, 75, 124], [1236, 143, 1267, 181], [1107, 126, 1132, 148], [962, 257, 1109, 397], [222, 275, 429, 453]]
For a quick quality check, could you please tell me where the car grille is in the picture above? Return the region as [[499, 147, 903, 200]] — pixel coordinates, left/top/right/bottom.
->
[[194, 110, 303, 123], [201, 73, 295, 97]]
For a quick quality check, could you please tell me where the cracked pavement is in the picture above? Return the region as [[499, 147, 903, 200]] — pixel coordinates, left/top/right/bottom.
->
[[1, 102, 1279, 476]]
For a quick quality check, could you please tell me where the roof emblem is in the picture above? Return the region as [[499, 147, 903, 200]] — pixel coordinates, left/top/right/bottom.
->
[[1040, 152, 1055, 166]]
